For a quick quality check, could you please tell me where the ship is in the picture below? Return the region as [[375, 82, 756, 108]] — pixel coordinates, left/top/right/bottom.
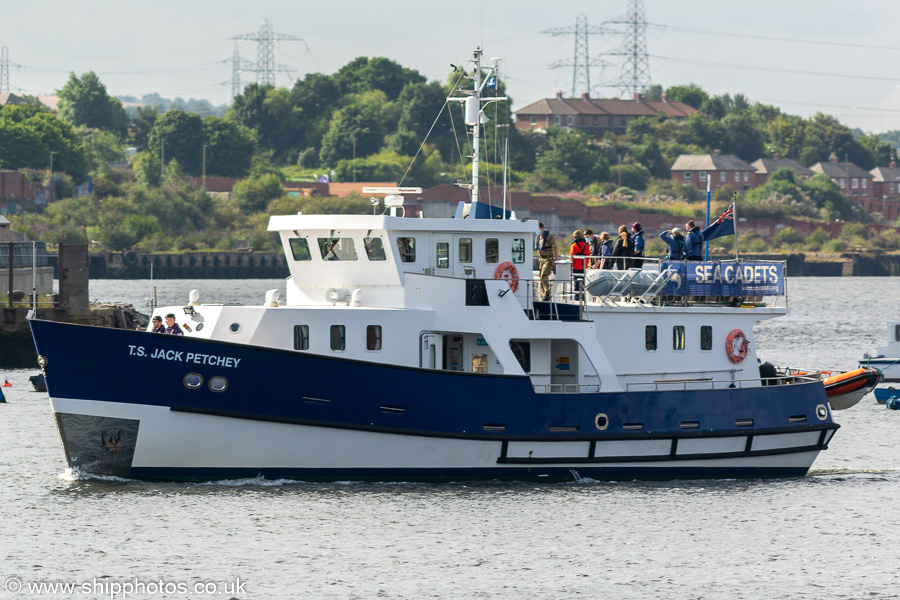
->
[[29, 48, 838, 482]]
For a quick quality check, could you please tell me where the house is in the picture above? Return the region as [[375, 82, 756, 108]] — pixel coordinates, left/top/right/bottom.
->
[[514, 92, 697, 136], [670, 151, 757, 192], [0, 92, 28, 106], [870, 162, 900, 198], [751, 153, 814, 185], [809, 154, 874, 198]]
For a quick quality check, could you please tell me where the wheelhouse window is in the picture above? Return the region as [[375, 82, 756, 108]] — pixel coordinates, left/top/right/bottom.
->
[[397, 237, 416, 262], [289, 238, 311, 261], [894, 324, 900, 342], [700, 326, 712, 351], [510, 341, 531, 373], [485, 238, 499, 263], [366, 325, 382, 351], [330, 325, 345, 351], [512, 238, 526, 264], [436, 242, 450, 269], [645, 326, 657, 351], [294, 325, 309, 350], [364, 237, 386, 261], [318, 237, 358, 261], [673, 326, 686, 351], [458, 238, 472, 263]]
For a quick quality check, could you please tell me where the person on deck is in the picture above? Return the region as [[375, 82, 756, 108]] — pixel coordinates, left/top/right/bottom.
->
[[151, 316, 166, 334], [164, 314, 184, 335], [659, 228, 687, 260], [570, 230, 591, 299], [632, 222, 645, 269], [685, 220, 704, 261], [536, 222, 558, 302], [595, 232, 614, 269], [611, 225, 634, 270]]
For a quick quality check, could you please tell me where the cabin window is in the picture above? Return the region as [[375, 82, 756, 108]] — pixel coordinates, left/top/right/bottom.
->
[[294, 325, 309, 350], [700, 326, 712, 351], [458, 238, 472, 263], [673, 326, 686, 351], [366, 325, 382, 351], [472, 354, 489, 373], [645, 326, 657, 351], [512, 238, 526, 264], [364, 237, 386, 261], [510, 341, 531, 373], [330, 325, 346, 351], [288, 238, 311, 261], [485, 238, 499, 263], [318, 237, 358, 261], [436, 242, 450, 269], [894, 324, 900, 342], [397, 237, 416, 262]]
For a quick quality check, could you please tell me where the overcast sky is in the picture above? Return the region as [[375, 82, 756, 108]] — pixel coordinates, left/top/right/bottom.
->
[[4, 0, 900, 131]]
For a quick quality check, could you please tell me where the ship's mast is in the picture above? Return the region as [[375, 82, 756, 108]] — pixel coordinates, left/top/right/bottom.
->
[[450, 47, 507, 214]]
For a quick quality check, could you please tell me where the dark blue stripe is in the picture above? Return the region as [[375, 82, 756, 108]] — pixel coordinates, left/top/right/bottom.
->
[[31, 319, 834, 439]]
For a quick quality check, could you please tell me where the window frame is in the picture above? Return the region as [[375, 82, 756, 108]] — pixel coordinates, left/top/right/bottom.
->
[[366, 325, 383, 352], [330, 325, 346, 352], [436, 241, 450, 269], [511, 238, 526, 264], [294, 324, 310, 351], [288, 238, 312, 261], [485, 238, 499, 264], [363, 236, 387, 261], [458, 238, 473, 263], [645, 325, 657, 352], [673, 325, 686, 351], [700, 325, 713, 351], [396, 237, 416, 263]]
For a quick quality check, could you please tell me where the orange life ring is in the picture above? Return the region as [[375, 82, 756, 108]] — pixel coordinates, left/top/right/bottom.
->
[[725, 329, 749, 363], [494, 261, 519, 292]]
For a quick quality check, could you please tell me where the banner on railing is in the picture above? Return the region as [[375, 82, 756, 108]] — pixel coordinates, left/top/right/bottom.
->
[[659, 261, 784, 296]]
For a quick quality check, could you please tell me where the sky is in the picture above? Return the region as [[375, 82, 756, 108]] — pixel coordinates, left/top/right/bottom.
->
[[4, 0, 900, 132]]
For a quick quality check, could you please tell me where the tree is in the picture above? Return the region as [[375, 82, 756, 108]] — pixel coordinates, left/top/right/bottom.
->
[[202, 117, 256, 178], [147, 110, 204, 176], [536, 127, 609, 187], [318, 90, 397, 166], [291, 72, 341, 153], [231, 173, 284, 213], [335, 57, 426, 98], [57, 71, 128, 136], [664, 84, 709, 110], [0, 105, 88, 182], [229, 84, 302, 163], [129, 106, 159, 150]]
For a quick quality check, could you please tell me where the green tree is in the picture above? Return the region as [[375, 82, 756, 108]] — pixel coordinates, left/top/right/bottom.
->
[[319, 90, 397, 165], [57, 71, 128, 136], [231, 173, 284, 213], [536, 127, 609, 187], [147, 110, 204, 176], [334, 56, 426, 98], [202, 117, 256, 178], [229, 84, 302, 163], [128, 105, 159, 150], [664, 84, 709, 110], [0, 105, 88, 182], [609, 163, 651, 190]]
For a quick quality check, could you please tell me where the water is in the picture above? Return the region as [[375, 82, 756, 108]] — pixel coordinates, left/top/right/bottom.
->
[[2, 277, 900, 599]]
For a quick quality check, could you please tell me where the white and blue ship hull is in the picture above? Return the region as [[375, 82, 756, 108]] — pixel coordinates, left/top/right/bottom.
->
[[33, 320, 837, 482]]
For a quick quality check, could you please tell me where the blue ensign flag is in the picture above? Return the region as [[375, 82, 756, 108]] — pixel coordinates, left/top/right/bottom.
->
[[701, 202, 735, 241], [486, 76, 497, 89]]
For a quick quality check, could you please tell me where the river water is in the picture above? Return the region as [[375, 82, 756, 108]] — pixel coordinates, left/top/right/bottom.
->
[[1, 277, 899, 599]]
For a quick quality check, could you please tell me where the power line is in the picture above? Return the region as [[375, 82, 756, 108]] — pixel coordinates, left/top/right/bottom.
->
[[230, 19, 306, 86], [606, 0, 652, 98], [541, 13, 617, 97]]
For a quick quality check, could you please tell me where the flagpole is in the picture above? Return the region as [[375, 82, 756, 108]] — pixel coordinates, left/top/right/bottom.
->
[[705, 176, 711, 261], [732, 190, 739, 260]]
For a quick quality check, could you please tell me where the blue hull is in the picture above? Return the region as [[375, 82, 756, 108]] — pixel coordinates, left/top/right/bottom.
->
[[30, 319, 837, 482]]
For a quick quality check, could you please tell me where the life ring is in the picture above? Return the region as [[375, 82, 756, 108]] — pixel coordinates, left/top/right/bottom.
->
[[494, 261, 519, 292], [725, 328, 749, 363], [123, 251, 138, 267]]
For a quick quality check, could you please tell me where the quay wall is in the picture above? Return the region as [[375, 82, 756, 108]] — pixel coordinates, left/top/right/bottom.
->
[[47, 252, 290, 280]]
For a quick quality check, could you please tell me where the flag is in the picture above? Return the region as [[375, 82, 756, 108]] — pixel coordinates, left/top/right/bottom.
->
[[486, 76, 497, 89], [701, 202, 735, 241]]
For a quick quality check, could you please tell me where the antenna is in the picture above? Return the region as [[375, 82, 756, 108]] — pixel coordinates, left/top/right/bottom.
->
[[230, 19, 307, 86], [606, 0, 653, 98], [541, 13, 617, 98]]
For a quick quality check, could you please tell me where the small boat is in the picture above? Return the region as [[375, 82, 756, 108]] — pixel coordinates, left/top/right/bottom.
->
[[873, 387, 897, 404], [821, 368, 880, 410], [2, 379, 11, 387], [29, 374, 46, 392], [860, 320, 900, 381]]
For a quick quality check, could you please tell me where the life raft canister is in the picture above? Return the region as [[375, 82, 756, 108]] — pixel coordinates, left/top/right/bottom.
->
[[494, 261, 519, 293], [725, 328, 749, 363]]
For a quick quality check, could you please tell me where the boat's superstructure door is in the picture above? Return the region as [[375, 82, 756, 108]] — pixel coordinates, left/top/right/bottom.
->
[[421, 333, 443, 369]]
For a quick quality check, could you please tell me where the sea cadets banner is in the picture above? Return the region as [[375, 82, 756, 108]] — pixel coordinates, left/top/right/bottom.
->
[[660, 260, 784, 296]]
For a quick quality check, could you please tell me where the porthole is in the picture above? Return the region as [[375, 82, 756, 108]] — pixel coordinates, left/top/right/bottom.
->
[[184, 373, 203, 389], [594, 413, 609, 430], [196, 323, 204, 331], [229, 323, 241, 333], [209, 376, 228, 392], [816, 404, 828, 420]]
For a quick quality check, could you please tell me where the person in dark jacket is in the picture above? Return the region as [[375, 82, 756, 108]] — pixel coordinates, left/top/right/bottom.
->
[[685, 220, 703, 261], [632, 222, 645, 268], [659, 228, 686, 260], [595, 232, 614, 269], [611, 224, 634, 270], [164, 313, 184, 335], [150, 316, 166, 334]]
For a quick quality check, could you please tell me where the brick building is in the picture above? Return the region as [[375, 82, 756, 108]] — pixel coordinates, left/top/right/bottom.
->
[[809, 154, 874, 198], [670, 151, 757, 192]]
